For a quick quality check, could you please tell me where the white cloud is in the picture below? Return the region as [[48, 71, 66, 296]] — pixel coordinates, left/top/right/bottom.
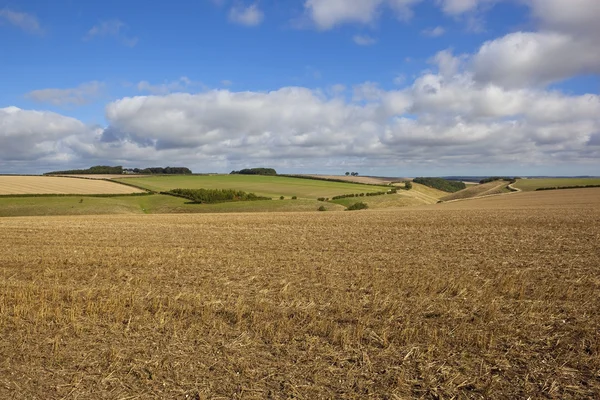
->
[[136, 77, 203, 95], [472, 31, 600, 87], [422, 26, 446, 37], [85, 19, 138, 47], [25, 82, 105, 106], [228, 3, 264, 26], [0, 107, 91, 162], [353, 34, 377, 46], [304, 0, 420, 30], [0, 8, 43, 34]]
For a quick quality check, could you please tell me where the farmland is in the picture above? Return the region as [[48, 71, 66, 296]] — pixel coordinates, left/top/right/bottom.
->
[[514, 177, 600, 192], [1, 188, 599, 398], [114, 174, 390, 199], [0, 176, 145, 195]]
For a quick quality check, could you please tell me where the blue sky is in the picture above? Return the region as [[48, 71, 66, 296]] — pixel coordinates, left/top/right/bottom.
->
[[1, 0, 599, 176]]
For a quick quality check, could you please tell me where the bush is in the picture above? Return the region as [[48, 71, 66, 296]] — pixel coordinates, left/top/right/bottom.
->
[[346, 202, 368, 211], [291, 196, 297, 200], [167, 188, 270, 204], [404, 181, 412, 190], [317, 197, 326, 201], [318, 205, 326, 211], [280, 196, 285, 200]]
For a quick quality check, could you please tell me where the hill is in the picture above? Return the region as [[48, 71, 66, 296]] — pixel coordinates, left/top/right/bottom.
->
[[440, 180, 510, 201]]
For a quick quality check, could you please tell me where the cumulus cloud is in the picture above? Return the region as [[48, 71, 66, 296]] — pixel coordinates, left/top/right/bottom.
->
[[304, 0, 421, 30], [25, 82, 105, 106], [0, 8, 43, 34], [0, 107, 91, 162], [85, 19, 138, 47], [2, 74, 599, 172], [228, 3, 264, 26]]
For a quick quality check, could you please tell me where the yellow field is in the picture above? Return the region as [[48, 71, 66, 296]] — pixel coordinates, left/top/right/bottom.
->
[[1, 189, 599, 398], [0, 176, 146, 195]]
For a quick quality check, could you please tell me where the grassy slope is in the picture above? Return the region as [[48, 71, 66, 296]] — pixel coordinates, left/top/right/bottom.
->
[[114, 175, 389, 199], [441, 180, 510, 201], [0, 194, 344, 217], [514, 178, 600, 192]]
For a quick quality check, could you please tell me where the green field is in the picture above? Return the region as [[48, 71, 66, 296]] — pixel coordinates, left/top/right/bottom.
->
[[115, 175, 389, 199], [514, 178, 600, 192], [0, 194, 346, 217]]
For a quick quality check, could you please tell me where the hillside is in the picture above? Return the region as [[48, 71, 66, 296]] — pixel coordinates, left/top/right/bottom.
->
[[440, 180, 510, 201]]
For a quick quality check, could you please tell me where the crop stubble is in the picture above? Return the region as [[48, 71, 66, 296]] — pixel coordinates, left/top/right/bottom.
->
[[0, 189, 599, 399], [0, 176, 145, 195]]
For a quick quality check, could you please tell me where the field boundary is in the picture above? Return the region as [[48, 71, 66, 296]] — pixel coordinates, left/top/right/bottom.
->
[[0, 192, 153, 199], [278, 174, 392, 187]]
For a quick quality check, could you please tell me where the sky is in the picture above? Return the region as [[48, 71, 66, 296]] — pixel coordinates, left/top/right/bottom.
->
[[1, 0, 599, 176]]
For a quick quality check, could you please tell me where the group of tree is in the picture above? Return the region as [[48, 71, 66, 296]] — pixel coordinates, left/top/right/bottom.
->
[[230, 168, 277, 176], [413, 177, 466, 193], [46, 165, 192, 175], [345, 172, 359, 176], [45, 165, 123, 175], [124, 167, 192, 174], [167, 188, 271, 204], [479, 176, 520, 184]]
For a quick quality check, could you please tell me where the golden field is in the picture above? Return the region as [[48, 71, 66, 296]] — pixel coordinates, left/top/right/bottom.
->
[[1, 189, 599, 399], [0, 176, 145, 195]]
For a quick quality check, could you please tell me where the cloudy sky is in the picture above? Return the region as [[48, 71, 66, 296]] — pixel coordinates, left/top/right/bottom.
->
[[1, 0, 599, 175]]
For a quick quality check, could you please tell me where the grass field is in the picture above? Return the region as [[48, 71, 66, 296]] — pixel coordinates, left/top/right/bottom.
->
[[1, 189, 599, 398], [0, 195, 345, 217], [0, 176, 145, 195], [114, 175, 389, 199], [514, 178, 600, 192]]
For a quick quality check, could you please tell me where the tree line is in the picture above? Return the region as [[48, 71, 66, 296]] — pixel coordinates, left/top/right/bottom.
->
[[413, 177, 466, 193], [45, 165, 192, 175], [230, 168, 277, 176]]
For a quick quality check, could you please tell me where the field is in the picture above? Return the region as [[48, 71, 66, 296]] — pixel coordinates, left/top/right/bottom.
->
[[514, 178, 600, 192], [1, 188, 599, 398], [440, 180, 510, 202], [114, 175, 389, 199], [0, 176, 145, 195]]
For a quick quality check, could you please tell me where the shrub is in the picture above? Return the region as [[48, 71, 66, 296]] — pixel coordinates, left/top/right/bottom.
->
[[404, 181, 412, 190], [317, 197, 326, 201], [167, 188, 270, 204], [291, 196, 297, 200], [318, 205, 326, 211], [346, 202, 368, 211], [280, 196, 285, 200]]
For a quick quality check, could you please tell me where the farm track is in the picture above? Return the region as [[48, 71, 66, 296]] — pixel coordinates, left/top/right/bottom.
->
[[1, 189, 599, 399]]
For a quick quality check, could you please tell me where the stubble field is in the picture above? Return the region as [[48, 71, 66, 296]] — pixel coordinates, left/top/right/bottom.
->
[[0, 176, 145, 195], [1, 189, 599, 399]]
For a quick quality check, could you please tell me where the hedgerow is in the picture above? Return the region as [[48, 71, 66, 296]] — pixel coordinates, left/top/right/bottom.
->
[[166, 188, 271, 204]]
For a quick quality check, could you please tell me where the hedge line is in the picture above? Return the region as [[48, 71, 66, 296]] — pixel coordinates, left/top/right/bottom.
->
[[166, 188, 271, 204], [535, 185, 600, 191], [279, 174, 391, 187]]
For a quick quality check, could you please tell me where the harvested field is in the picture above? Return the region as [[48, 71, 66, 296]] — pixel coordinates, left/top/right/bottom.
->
[[0, 176, 146, 195], [1, 189, 599, 399], [514, 178, 600, 192], [51, 174, 152, 180], [305, 175, 404, 185]]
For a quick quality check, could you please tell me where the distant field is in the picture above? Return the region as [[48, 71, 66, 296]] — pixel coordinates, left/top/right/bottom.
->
[[2, 189, 599, 398], [115, 175, 389, 199], [514, 178, 600, 192], [0, 176, 145, 195]]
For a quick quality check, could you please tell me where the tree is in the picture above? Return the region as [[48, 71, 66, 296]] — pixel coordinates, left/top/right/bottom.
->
[[345, 172, 350, 176], [404, 181, 413, 190]]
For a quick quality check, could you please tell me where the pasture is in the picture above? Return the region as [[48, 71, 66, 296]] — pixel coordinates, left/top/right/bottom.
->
[[514, 177, 600, 192], [0, 176, 145, 195], [114, 174, 390, 199], [1, 188, 599, 398]]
